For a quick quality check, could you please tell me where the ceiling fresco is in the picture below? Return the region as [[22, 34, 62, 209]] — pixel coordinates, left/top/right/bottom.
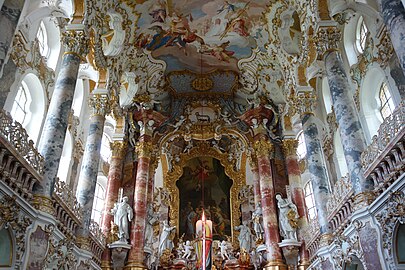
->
[[133, 0, 269, 73]]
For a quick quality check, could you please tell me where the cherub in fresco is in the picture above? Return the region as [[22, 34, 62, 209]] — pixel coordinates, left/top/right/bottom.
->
[[149, 1, 167, 23], [201, 41, 235, 62], [220, 2, 251, 40]]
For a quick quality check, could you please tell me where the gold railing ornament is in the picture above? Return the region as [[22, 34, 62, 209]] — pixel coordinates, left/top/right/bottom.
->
[[0, 109, 44, 174], [54, 177, 83, 220], [326, 174, 352, 216]]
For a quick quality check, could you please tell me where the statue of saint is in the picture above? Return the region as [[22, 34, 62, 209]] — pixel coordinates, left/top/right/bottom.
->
[[234, 221, 252, 252], [276, 194, 299, 240], [145, 204, 159, 248], [252, 202, 264, 242], [159, 220, 176, 255], [111, 196, 133, 242]]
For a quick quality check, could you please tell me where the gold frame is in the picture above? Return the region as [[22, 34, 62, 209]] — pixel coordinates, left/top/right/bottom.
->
[[161, 139, 247, 242]]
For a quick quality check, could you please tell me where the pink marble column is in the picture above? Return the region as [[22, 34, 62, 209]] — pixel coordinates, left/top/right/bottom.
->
[[282, 139, 309, 268], [126, 136, 152, 269], [255, 136, 285, 269], [101, 141, 126, 269], [250, 156, 261, 206]]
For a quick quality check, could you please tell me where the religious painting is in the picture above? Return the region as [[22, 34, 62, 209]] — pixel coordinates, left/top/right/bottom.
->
[[133, 0, 269, 73], [176, 157, 232, 241], [26, 226, 49, 270]]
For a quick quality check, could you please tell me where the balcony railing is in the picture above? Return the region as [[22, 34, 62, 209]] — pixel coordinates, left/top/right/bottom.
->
[[361, 101, 405, 194]]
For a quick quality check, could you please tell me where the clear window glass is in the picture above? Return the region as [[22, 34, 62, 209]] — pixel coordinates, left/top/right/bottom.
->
[[91, 182, 105, 224], [304, 181, 317, 220], [10, 81, 29, 124], [379, 82, 395, 119], [356, 16, 368, 54], [37, 21, 49, 57], [296, 132, 307, 160]]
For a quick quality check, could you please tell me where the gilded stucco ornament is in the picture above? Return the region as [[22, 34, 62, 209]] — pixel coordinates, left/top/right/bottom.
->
[[376, 190, 405, 269], [0, 195, 33, 266], [89, 94, 111, 116], [330, 232, 367, 270], [62, 30, 90, 60], [314, 27, 342, 59]]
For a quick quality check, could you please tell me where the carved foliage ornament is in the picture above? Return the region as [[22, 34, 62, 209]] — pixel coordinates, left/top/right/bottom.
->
[[314, 27, 342, 59], [62, 30, 90, 59], [376, 190, 405, 269], [89, 94, 111, 116], [0, 195, 33, 264]]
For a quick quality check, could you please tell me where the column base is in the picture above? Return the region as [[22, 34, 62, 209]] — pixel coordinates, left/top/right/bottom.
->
[[124, 261, 147, 270], [298, 259, 310, 270], [101, 260, 112, 270], [352, 191, 375, 211], [264, 259, 288, 270], [32, 194, 55, 215]]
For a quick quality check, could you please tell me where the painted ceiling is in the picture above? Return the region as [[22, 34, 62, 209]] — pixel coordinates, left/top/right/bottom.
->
[[133, 0, 269, 73]]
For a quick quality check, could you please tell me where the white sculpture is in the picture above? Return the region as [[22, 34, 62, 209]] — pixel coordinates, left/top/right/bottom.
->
[[159, 220, 176, 255], [111, 196, 133, 242], [252, 202, 264, 242], [234, 221, 252, 252], [276, 194, 299, 240], [145, 204, 159, 248], [219, 240, 231, 260], [182, 240, 194, 259]]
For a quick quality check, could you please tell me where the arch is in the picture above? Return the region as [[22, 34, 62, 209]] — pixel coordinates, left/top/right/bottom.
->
[[360, 65, 386, 141], [0, 227, 14, 268], [6, 73, 46, 145]]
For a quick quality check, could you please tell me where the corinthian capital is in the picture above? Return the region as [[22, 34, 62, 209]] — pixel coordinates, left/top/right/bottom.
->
[[314, 27, 342, 59], [282, 139, 298, 157], [62, 30, 89, 59], [110, 141, 127, 159], [89, 94, 111, 116]]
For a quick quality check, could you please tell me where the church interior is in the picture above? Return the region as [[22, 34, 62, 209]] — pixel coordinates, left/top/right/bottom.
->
[[0, 0, 404, 269]]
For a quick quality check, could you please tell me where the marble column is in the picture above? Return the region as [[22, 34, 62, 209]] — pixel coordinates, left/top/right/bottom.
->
[[324, 50, 374, 205], [249, 155, 261, 207], [33, 30, 88, 213], [76, 94, 110, 241], [301, 112, 331, 236], [254, 136, 286, 269], [378, 0, 405, 76], [101, 140, 127, 269], [126, 136, 153, 269], [70, 141, 84, 193], [282, 139, 310, 269]]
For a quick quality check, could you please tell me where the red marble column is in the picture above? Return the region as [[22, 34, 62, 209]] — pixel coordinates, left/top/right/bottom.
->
[[282, 139, 310, 269], [254, 136, 286, 269], [126, 136, 152, 269], [101, 141, 127, 269], [249, 156, 261, 206]]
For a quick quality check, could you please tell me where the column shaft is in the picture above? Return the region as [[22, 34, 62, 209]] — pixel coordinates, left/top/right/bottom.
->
[[282, 139, 310, 268], [379, 0, 405, 76], [101, 141, 126, 267], [36, 53, 81, 197], [76, 112, 106, 236], [301, 114, 331, 235], [126, 138, 152, 268], [325, 51, 374, 194], [254, 138, 285, 267], [250, 158, 261, 206]]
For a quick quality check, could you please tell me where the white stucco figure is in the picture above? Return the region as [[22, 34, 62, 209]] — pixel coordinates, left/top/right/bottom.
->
[[234, 221, 252, 252], [145, 204, 159, 248], [182, 240, 194, 259], [276, 194, 299, 240], [159, 220, 176, 255], [219, 240, 230, 260], [111, 196, 133, 242], [252, 202, 264, 242]]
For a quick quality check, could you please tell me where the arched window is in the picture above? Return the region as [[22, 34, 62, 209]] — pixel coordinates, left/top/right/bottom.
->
[[36, 21, 49, 58], [356, 16, 368, 54], [100, 134, 111, 162], [379, 82, 395, 119], [10, 81, 30, 125], [296, 132, 307, 160], [304, 181, 317, 220], [91, 182, 106, 224]]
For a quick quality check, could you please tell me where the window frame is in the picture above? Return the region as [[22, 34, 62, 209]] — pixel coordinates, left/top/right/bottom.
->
[[91, 182, 106, 225], [379, 81, 395, 120], [10, 81, 30, 125], [36, 21, 49, 58], [304, 181, 317, 220], [355, 16, 368, 54]]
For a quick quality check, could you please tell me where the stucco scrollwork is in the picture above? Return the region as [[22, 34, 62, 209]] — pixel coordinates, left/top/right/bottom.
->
[[375, 190, 405, 269]]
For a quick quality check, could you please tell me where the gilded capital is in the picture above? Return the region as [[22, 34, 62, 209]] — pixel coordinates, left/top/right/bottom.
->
[[282, 139, 298, 157], [296, 91, 317, 116], [89, 94, 111, 116], [253, 138, 274, 157], [110, 141, 127, 159], [62, 30, 89, 60], [135, 141, 153, 158], [314, 27, 342, 59]]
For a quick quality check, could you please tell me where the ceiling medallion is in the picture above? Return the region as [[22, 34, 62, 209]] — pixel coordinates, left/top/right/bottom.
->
[[191, 76, 213, 92]]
